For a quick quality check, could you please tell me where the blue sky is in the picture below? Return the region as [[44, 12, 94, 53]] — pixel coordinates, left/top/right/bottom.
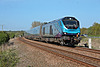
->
[[0, 0, 100, 31]]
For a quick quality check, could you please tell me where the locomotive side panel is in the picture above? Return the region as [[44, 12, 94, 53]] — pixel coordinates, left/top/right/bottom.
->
[[41, 21, 62, 37]]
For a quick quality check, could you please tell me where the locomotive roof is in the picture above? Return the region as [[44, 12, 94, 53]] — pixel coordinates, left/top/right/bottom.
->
[[42, 17, 78, 26]]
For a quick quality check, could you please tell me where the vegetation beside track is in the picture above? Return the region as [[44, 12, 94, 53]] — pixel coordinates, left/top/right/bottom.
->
[[0, 31, 21, 67], [0, 32, 10, 45], [81, 22, 100, 36], [6, 31, 24, 38], [0, 49, 19, 67], [0, 31, 24, 45]]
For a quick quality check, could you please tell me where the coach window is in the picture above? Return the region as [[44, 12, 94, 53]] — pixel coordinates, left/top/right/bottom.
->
[[43, 27, 45, 35], [50, 25, 53, 35], [60, 21, 62, 26]]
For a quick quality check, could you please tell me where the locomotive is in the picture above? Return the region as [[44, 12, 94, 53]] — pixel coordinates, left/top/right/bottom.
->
[[24, 17, 81, 46]]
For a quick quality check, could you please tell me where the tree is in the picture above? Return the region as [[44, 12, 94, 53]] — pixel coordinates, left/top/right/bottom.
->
[[31, 21, 48, 29], [81, 27, 88, 35], [87, 22, 100, 35], [81, 22, 100, 36], [31, 21, 41, 29]]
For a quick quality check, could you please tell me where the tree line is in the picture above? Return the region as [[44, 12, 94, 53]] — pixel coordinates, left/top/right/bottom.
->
[[0, 31, 24, 45], [31, 21, 48, 29], [81, 22, 100, 36]]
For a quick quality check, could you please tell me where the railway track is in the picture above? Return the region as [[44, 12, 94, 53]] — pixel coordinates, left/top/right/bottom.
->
[[75, 47, 100, 54], [43, 41, 100, 54], [19, 37, 100, 67]]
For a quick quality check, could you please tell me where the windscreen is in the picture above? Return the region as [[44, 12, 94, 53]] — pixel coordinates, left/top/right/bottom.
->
[[63, 20, 79, 29]]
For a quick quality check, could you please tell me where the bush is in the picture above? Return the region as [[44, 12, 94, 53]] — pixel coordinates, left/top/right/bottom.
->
[[8, 33, 15, 39], [0, 32, 10, 45], [0, 49, 19, 67]]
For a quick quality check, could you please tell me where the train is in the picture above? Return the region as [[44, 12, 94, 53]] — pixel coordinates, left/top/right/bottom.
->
[[24, 17, 81, 46]]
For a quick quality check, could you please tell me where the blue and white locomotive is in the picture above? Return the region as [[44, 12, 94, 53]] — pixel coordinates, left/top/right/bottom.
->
[[24, 17, 81, 46]]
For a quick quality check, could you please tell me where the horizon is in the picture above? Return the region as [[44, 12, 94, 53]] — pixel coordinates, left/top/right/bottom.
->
[[0, 21, 99, 31]]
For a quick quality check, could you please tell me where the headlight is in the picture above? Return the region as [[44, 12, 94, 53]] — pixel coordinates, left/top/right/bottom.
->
[[78, 33, 80, 35], [64, 32, 66, 34], [64, 32, 67, 35]]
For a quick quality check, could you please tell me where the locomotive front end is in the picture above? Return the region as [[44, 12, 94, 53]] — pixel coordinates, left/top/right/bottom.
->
[[61, 17, 81, 45]]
